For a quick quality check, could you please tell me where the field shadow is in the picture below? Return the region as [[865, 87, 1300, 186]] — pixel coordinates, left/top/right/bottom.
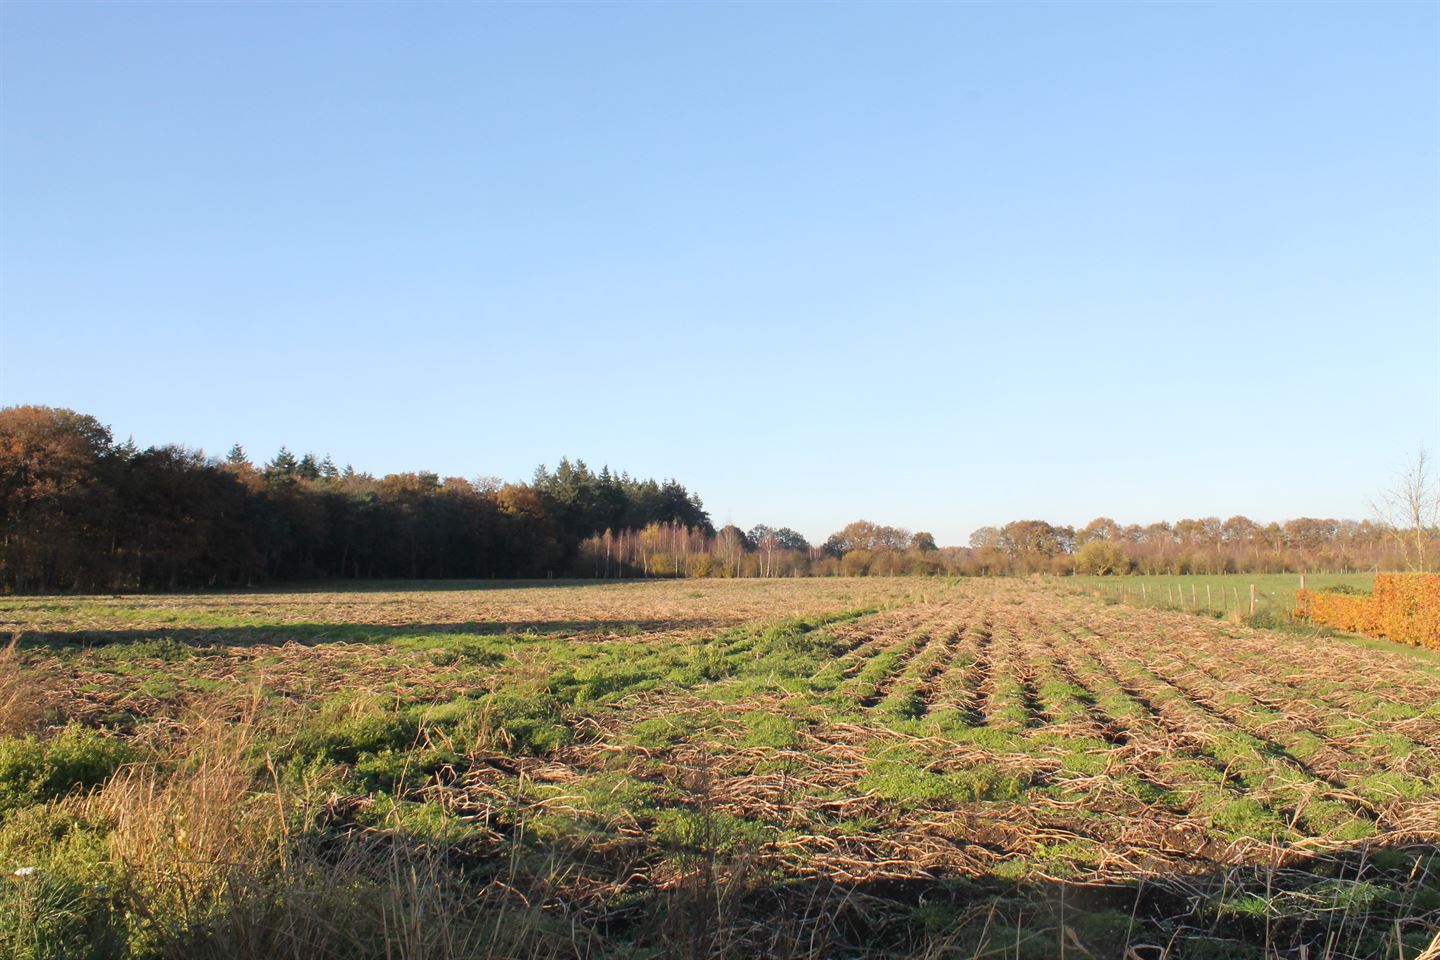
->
[[262, 578, 657, 594], [68, 578, 674, 598], [289, 821, 1440, 959], [7, 618, 723, 651], [612, 841, 1437, 958]]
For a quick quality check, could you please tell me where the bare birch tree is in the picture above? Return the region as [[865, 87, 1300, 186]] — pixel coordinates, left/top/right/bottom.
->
[[1374, 449, 1440, 571]]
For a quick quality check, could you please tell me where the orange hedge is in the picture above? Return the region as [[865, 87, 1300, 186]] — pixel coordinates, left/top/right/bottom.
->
[[1296, 573, 1440, 650]]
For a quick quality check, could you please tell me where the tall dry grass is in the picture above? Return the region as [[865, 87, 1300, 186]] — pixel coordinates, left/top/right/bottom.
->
[[0, 635, 42, 735], [76, 709, 577, 960], [90, 713, 269, 954]]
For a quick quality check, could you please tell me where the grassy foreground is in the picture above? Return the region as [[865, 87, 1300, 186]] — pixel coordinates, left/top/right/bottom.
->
[[1, 578, 1438, 959]]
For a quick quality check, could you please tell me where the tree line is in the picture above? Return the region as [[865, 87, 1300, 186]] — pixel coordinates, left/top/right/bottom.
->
[[577, 516, 1424, 580], [0, 406, 708, 591], [961, 517, 1425, 577], [2, 407, 1431, 592]]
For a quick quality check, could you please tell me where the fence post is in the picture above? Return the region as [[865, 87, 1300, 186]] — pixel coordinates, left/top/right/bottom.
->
[[1249, 583, 1256, 616]]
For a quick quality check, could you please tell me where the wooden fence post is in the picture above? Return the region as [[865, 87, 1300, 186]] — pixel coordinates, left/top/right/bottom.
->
[[1249, 583, 1256, 616]]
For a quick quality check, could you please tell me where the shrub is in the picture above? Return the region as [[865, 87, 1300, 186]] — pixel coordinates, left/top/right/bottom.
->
[[1074, 540, 1128, 576], [1297, 573, 1440, 649], [1371, 573, 1440, 648], [0, 726, 136, 816]]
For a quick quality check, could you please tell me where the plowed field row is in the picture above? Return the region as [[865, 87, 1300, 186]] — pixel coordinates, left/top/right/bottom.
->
[[5, 578, 1438, 959]]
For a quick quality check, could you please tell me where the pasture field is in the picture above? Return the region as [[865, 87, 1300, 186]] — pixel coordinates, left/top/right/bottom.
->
[[1068, 573, 1376, 618], [2, 578, 1438, 959]]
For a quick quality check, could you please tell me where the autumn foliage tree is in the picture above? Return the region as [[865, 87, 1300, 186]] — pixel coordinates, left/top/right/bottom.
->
[[0, 407, 117, 591], [0, 407, 710, 591], [2, 407, 1428, 591]]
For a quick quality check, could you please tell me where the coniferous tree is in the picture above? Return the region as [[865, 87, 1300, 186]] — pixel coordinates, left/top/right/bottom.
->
[[265, 447, 299, 482], [297, 453, 322, 481]]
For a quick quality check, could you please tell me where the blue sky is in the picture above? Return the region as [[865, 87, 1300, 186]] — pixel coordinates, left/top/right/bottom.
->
[[2, 1, 1436, 546]]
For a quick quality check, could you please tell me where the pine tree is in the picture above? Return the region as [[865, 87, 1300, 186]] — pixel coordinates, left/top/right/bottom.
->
[[265, 446, 299, 481]]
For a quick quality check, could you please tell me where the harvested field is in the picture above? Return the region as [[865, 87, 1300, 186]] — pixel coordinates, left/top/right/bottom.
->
[[2, 578, 1438, 959]]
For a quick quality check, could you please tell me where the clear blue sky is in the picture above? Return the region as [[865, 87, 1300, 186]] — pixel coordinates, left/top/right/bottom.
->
[[2, 1, 1436, 546]]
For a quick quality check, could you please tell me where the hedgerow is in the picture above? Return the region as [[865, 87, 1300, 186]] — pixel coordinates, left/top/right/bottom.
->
[[1297, 573, 1440, 649]]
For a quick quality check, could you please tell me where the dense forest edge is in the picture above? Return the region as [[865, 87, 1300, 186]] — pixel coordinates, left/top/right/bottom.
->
[[3, 406, 1435, 592]]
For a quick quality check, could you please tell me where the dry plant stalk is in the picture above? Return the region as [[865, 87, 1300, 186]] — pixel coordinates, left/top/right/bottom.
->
[[87, 710, 279, 942], [4, 579, 1437, 958], [0, 634, 42, 735]]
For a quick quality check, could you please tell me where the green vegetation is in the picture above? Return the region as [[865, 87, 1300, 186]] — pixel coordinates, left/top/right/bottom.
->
[[0, 577, 1435, 959], [1070, 572, 1374, 615]]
